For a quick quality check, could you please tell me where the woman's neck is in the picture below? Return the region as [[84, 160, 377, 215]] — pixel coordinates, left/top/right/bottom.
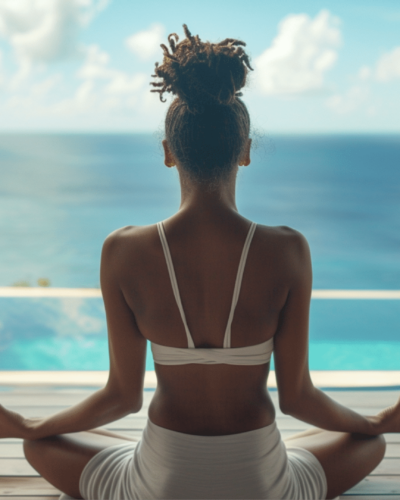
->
[[177, 168, 239, 218]]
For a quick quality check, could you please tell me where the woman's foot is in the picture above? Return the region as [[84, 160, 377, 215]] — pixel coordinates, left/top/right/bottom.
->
[[375, 396, 400, 433]]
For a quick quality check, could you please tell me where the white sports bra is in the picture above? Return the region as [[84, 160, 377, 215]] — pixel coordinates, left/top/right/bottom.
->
[[151, 221, 274, 365]]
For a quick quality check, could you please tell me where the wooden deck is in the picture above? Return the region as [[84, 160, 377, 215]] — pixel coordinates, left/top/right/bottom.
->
[[0, 385, 399, 499]]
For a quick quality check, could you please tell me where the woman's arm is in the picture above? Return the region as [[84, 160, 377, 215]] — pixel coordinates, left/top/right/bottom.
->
[[273, 228, 398, 436], [1, 385, 133, 440], [1, 229, 147, 440]]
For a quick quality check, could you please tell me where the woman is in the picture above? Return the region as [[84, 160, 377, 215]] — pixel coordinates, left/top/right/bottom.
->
[[1, 24, 399, 500]]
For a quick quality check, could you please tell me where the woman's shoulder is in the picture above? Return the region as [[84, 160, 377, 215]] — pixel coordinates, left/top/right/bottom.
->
[[103, 224, 157, 245], [256, 225, 312, 288], [101, 224, 160, 263], [256, 223, 309, 252], [255, 224, 311, 277]]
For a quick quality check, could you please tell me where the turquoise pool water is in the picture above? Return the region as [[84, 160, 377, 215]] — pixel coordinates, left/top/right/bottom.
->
[[0, 297, 399, 371]]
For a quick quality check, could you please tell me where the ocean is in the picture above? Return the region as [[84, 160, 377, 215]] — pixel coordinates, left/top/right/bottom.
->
[[0, 133, 399, 370]]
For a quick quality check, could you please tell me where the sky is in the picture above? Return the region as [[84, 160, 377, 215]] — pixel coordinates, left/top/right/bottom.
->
[[0, 0, 399, 133]]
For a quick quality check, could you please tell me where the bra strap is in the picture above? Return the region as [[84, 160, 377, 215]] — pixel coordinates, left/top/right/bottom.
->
[[157, 222, 195, 348], [223, 222, 257, 348]]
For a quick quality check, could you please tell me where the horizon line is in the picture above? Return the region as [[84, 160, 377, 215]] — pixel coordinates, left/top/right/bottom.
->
[[0, 130, 400, 135]]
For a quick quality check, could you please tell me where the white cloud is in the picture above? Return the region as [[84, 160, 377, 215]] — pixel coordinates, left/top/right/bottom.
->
[[0, 0, 107, 67], [32, 73, 62, 97], [105, 73, 147, 95], [125, 23, 165, 61], [357, 47, 400, 84], [78, 45, 112, 80], [358, 65, 372, 81], [326, 85, 369, 114], [0, 15, 168, 130], [375, 47, 400, 82], [46, 44, 149, 116], [74, 80, 95, 105], [78, 45, 147, 96], [254, 10, 341, 95], [1, 40, 154, 127]]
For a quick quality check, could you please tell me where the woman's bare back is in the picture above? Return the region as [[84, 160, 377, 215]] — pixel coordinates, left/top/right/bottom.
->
[[112, 213, 298, 435]]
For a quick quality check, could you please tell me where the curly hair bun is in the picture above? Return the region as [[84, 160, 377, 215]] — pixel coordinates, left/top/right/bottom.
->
[[151, 24, 253, 112]]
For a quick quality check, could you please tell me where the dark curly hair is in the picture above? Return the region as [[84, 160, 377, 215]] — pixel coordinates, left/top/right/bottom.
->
[[150, 24, 253, 185]]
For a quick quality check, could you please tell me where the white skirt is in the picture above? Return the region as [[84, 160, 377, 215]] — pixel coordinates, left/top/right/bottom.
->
[[79, 419, 327, 499]]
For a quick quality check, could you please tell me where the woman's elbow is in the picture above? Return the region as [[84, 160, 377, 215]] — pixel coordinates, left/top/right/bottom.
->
[[279, 398, 298, 415], [104, 384, 142, 415], [119, 393, 142, 414], [130, 396, 143, 413], [279, 384, 315, 416], [278, 388, 308, 415]]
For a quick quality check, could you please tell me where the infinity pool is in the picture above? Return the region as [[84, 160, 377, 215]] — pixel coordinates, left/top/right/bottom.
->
[[0, 296, 399, 371]]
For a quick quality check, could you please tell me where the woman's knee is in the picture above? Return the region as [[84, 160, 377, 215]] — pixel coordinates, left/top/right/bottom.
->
[[23, 435, 66, 470], [22, 435, 85, 498], [371, 432, 386, 463], [353, 431, 386, 451], [347, 431, 386, 474], [23, 437, 49, 465]]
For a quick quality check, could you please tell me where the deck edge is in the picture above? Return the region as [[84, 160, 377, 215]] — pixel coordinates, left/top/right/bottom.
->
[[1, 370, 399, 389]]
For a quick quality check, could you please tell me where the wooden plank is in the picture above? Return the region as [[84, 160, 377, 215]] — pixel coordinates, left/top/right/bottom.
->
[[376, 434, 400, 444], [0, 477, 60, 495], [0, 391, 155, 407], [0, 459, 38, 476], [279, 430, 400, 443], [0, 433, 143, 458], [373, 459, 400, 475], [315, 391, 400, 408], [347, 476, 400, 495], [385, 445, 400, 458], [4, 407, 150, 423], [0, 443, 23, 458]]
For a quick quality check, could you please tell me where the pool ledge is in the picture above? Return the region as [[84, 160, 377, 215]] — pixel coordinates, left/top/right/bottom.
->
[[0, 371, 399, 389]]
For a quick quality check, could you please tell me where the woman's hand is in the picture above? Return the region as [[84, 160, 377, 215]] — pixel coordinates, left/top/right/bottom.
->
[[0, 404, 30, 439], [372, 396, 400, 434]]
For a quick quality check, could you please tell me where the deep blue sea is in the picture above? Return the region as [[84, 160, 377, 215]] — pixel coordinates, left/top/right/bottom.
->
[[0, 133, 399, 370]]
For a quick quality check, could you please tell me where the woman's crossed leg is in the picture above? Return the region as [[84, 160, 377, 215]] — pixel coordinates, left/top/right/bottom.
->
[[284, 427, 386, 499], [23, 428, 137, 499]]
